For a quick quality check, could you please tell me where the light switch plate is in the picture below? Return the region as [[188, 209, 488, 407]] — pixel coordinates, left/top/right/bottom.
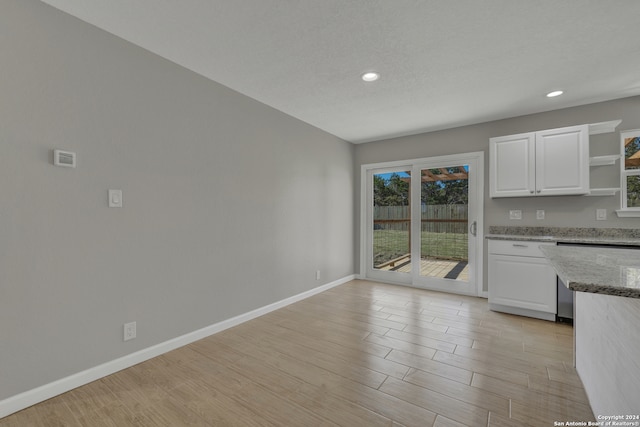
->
[[109, 190, 123, 208], [596, 209, 607, 221], [509, 210, 522, 220], [536, 210, 545, 220]]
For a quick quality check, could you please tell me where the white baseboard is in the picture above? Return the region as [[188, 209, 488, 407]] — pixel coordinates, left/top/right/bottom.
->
[[0, 274, 355, 419]]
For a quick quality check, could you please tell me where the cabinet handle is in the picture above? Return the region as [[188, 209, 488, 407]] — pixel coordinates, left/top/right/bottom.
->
[[512, 244, 528, 247], [530, 190, 534, 194], [536, 190, 541, 193]]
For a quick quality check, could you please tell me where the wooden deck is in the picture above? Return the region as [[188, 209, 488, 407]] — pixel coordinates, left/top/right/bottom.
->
[[377, 256, 469, 281]]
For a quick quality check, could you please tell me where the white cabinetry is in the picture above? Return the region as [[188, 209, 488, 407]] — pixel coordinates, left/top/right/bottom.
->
[[488, 240, 557, 321], [489, 132, 535, 198], [587, 119, 623, 197], [490, 124, 589, 198]]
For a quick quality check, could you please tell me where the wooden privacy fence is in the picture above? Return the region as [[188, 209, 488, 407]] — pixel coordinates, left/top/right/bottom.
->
[[374, 205, 468, 233], [373, 204, 468, 266]]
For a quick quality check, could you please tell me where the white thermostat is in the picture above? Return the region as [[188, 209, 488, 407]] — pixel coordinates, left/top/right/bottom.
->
[[53, 150, 76, 168]]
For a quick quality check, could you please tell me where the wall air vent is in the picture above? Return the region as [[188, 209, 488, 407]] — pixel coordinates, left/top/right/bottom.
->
[[53, 150, 76, 168]]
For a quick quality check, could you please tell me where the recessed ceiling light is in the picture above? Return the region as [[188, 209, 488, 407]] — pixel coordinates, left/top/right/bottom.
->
[[361, 72, 380, 82], [546, 90, 564, 98]]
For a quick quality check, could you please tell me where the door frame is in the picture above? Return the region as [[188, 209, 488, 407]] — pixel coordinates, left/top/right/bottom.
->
[[360, 151, 485, 297]]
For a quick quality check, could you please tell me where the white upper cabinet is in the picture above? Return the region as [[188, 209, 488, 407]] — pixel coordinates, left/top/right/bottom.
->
[[490, 124, 589, 198], [490, 132, 536, 197], [535, 125, 589, 196]]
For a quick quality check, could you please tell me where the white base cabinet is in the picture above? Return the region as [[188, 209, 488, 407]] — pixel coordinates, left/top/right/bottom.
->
[[488, 240, 557, 321], [576, 292, 640, 416]]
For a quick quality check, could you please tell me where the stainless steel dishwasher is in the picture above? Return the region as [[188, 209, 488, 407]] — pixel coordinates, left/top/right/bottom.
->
[[556, 269, 574, 324]]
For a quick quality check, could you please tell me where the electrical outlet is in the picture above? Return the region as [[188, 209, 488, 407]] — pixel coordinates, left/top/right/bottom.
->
[[596, 209, 607, 221], [316, 270, 321, 280], [536, 210, 545, 220], [509, 210, 522, 220], [124, 322, 136, 341]]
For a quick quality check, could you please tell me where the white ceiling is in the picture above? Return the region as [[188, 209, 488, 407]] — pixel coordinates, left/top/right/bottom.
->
[[40, 0, 640, 144]]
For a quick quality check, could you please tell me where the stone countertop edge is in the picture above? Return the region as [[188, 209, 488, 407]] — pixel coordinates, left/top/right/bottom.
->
[[486, 226, 640, 245], [539, 245, 640, 299], [485, 234, 640, 246]]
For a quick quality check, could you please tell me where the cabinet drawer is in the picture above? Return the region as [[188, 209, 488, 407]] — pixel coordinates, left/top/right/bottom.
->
[[488, 240, 555, 257]]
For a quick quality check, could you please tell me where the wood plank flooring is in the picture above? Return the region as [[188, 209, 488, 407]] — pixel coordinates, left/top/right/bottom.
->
[[0, 280, 595, 426]]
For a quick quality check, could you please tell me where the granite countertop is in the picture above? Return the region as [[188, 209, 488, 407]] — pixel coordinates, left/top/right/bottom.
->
[[485, 226, 640, 246], [485, 234, 640, 246], [539, 245, 640, 299]]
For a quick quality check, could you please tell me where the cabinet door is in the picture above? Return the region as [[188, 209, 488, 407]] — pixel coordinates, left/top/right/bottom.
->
[[488, 254, 557, 313], [489, 132, 535, 198], [535, 125, 589, 196]]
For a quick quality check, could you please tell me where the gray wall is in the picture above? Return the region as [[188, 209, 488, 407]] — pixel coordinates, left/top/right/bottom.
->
[[355, 96, 640, 289], [0, 1, 354, 400]]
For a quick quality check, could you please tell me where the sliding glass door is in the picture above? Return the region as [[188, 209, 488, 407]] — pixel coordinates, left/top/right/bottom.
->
[[364, 153, 483, 295], [369, 167, 413, 285], [412, 162, 475, 294]]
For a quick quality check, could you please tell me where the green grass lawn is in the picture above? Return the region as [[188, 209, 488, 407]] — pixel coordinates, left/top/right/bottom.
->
[[373, 229, 468, 265]]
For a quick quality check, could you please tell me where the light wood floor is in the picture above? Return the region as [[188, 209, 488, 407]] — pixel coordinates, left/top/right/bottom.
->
[[1, 280, 594, 426]]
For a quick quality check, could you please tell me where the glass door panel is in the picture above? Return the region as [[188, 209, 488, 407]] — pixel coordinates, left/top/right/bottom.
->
[[364, 152, 482, 295], [419, 165, 470, 283], [372, 171, 411, 275]]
